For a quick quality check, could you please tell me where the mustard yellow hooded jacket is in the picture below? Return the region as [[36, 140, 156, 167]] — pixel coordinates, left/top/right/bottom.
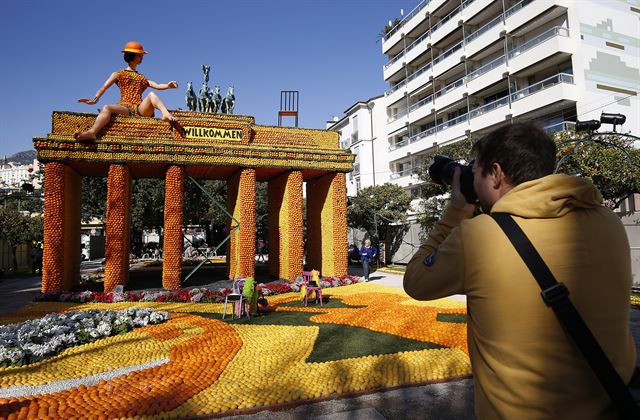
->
[[404, 174, 636, 419]]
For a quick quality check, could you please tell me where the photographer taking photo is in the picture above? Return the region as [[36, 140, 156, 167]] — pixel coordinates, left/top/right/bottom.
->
[[404, 122, 636, 419]]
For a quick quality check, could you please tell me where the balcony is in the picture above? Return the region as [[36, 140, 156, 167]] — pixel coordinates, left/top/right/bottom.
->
[[406, 62, 433, 94], [469, 96, 510, 130], [382, 0, 430, 53], [435, 113, 469, 141], [385, 78, 407, 97], [508, 26, 573, 74], [461, 0, 493, 21], [431, 6, 462, 45], [432, 41, 463, 76], [409, 93, 435, 123], [505, 0, 562, 34], [510, 73, 577, 116], [388, 126, 437, 160], [543, 121, 576, 133], [388, 106, 409, 123], [404, 29, 432, 66], [464, 14, 504, 57], [387, 111, 410, 135], [434, 78, 465, 110], [466, 55, 507, 94]]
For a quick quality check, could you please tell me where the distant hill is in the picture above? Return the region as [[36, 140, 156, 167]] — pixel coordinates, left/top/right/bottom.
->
[[7, 150, 36, 164]]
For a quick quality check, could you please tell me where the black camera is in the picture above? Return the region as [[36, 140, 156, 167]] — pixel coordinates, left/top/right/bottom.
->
[[428, 155, 477, 204]]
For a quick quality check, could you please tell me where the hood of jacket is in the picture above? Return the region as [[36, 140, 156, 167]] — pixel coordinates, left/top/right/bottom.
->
[[490, 174, 604, 218]]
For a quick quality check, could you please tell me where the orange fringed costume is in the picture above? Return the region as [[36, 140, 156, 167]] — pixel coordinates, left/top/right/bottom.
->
[[115, 69, 149, 116]]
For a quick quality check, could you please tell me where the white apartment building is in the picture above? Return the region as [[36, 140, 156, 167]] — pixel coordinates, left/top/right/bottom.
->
[[382, 0, 639, 190], [330, 0, 639, 266], [327, 95, 389, 197], [0, 157, 42, 191]]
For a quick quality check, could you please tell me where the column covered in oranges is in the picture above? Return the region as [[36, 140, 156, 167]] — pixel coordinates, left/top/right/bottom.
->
[[305, 173, 348, 277], [163, 165, 185, 290], [226, 169, 256, 280], [268, 171, 303, 282], [104, 164, 132, 292], [42, 162, 82, 292]]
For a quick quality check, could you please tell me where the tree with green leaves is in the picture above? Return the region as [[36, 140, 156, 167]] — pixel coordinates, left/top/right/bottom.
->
[[347, 183, 412, 262], [0, 208, 42, 272]]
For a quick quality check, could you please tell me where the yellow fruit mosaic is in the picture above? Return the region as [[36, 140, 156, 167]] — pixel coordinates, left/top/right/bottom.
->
[[0, 284, 471, 418]]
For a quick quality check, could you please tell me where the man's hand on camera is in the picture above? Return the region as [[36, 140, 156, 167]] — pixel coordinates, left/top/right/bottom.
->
[[451, 167, 477, 214]]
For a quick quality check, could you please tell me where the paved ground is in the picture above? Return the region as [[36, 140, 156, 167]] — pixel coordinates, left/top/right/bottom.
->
[[1, 266, 639, 419]]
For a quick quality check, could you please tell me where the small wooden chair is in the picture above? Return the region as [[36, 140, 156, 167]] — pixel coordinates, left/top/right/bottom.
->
[[302, 271, 323, 307], [223, 279, 251, 319]]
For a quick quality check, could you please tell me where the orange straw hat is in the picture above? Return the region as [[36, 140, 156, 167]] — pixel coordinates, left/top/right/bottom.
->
[[121, 41, 148, 54]]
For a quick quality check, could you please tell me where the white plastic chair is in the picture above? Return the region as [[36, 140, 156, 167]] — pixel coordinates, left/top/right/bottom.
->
[[223, 279, 250, 320]]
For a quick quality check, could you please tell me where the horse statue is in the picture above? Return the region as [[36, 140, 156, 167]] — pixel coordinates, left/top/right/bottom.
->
[[211, 85, 222, 113], [201, 64, 211, 84], [220, 86, 235, 114], [185, 81, 197, 111], [198, 82, 210, 113]]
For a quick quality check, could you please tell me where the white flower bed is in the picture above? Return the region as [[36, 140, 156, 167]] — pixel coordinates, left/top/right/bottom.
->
[[0, 308, 169, 368]]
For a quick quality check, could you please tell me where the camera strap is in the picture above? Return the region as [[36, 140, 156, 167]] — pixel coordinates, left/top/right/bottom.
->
[[490, 212, 640, 418]]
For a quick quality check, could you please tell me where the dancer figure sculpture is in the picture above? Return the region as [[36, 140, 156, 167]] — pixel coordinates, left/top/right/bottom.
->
[[74, 41, 178, 142]]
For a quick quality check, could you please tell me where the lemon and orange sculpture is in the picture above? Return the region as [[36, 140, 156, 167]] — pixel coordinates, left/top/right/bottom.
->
[[34, 110, 354, 292]]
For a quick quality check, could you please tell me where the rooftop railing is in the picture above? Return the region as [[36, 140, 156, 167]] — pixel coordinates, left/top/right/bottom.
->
[[383, 0, 429, 41], [508, 26, 569, 59], [510, 73, 574, 102]]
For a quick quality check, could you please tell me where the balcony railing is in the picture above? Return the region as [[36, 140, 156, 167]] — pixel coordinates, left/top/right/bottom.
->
[[390, 167, 417, 179], [433, 41, 463, 66], [434, 78, 464, 99], [410, 126, 437, 143], [384, 51, 405, 70], [466, 55, 506, 81], [508, 26, 569, 59], [543, 121, 576, 133], [504, 0, 535, 18], [388, 107, 409, 123], [465, 14, 502, 44], [469, 96, 509, 118], [409, 94, 434, 113], [407, 61, 433, 84], [386, 60, 432, 96], [389, 138, 409, 151], [510, 73, 574, 102], [461, 0, 477, 8], [436, 113, 469, 132], [385, 79, 407, 96], [431, 6, 461, 34], [383, 0, 430, 41]]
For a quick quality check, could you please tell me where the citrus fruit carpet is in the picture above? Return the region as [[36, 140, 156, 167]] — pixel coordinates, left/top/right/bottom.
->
[[0, 283, 471, 418]]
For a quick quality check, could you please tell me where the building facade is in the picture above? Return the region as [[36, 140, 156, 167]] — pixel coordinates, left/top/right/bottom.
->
[[327, 95, 389, 197], [330, 0, 639, 270], [382, 0, 639, 191], [0, 157, 42, 191]]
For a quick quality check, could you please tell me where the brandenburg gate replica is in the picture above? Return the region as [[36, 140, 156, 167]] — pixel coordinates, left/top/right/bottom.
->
[[34, 111, 354, 293]]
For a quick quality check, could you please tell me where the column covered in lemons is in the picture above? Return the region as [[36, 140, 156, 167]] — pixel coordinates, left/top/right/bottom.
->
[[226, 168, 256, 280], [268, 171, 304, 281], [104, 164, 132, 292], [306, 172, 348, 277], [42, 162, 82, 292], [163, 165, 185, 290]]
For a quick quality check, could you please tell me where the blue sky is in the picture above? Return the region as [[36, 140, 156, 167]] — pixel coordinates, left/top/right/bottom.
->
[[1, 0, 416, 156]]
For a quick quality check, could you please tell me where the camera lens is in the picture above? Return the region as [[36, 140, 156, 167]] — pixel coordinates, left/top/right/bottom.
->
[[428, 155, 477, 204]]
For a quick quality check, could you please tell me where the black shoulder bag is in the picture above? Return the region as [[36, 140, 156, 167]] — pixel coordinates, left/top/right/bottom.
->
[[491, 212, 640, 419]]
